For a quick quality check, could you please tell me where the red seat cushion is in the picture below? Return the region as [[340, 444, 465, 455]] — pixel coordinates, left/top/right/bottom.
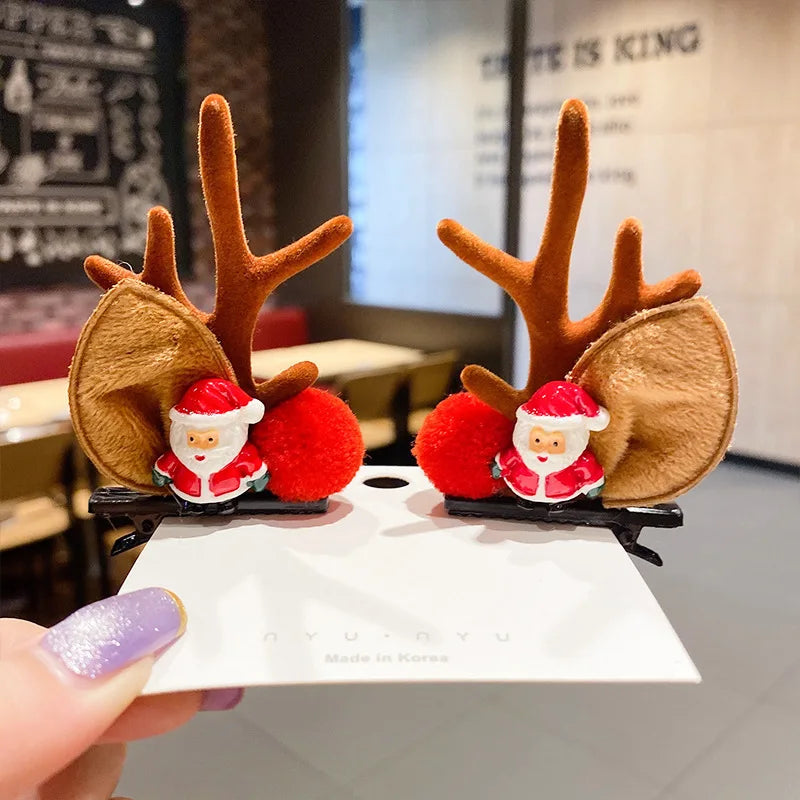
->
[[251, 307, 308, 351], [0, 307, 308, 386], [0, 327, 82, 385]]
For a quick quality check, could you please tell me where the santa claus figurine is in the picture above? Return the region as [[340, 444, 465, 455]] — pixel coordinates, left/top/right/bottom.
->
[[152, 377, 269, 510], [492, 380, 610, 504]]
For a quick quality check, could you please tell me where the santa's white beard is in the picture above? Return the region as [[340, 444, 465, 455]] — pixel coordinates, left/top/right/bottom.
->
[[513, 421, 588, 476], [170, 422, 248, 478]]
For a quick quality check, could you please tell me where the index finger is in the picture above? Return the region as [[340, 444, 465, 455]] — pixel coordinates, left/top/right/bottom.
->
[[0, 588, 185, 795]]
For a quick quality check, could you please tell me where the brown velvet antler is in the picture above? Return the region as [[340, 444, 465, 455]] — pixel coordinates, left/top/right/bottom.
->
[[438, 99, 702, 419], [86, 206, 191, 308], [85, 94, 353, 409]]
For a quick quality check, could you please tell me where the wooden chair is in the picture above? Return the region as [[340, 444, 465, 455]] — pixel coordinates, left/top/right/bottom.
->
[[0, 425, 84, 613], [335, 367, 409, 451], [407, 350, 459, 435]]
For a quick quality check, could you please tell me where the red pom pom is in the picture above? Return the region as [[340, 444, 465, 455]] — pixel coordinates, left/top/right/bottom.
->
[[251, 388, 364, 501], [413, 392, 514, 499]]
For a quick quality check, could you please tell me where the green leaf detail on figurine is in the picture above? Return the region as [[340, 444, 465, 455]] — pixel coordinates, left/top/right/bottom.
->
[[493, 381, 609, 504], [247, 472, 270, 493], [152, 378, 269, 506], [151, 467, 172, 488]]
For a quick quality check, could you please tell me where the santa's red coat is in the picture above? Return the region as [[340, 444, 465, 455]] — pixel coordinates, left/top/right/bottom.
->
[[154, 443, 266, 503], [496, 445, 604, 503]]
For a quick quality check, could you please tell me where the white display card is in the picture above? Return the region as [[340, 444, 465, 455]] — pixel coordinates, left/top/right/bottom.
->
[[120, 467, 699, 694]]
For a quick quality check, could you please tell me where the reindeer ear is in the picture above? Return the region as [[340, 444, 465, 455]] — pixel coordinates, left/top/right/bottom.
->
[[69, 281, 236, 493], [569, 297, 737, 507]]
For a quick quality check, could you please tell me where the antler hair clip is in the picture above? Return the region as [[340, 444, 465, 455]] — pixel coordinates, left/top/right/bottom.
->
[[416, 98, 737, 517], [70, 95, 364, 503]]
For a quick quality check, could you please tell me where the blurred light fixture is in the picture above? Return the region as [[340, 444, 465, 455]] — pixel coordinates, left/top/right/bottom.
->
[[128, 0, 145, 6]]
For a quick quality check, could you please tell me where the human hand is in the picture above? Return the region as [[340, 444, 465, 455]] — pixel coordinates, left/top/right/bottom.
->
[[0, 588, 243, 799]]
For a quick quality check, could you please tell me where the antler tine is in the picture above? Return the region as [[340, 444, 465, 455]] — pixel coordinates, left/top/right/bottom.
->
[[437, 219, 527, 300], [577, 217, 702, 342], [643, 269, 702, 306], [140, 206, 200, 316], [255, 215, 354, 286], [606, 217, 647, 313], [85, 207, 201, 319], [579, 217, 646, 333], [436, 217, 535, 416], [532, 98, 590, 316], [461, 365, 526, 420], [197, 94, 250, 271], [84, 253, 135, 291]]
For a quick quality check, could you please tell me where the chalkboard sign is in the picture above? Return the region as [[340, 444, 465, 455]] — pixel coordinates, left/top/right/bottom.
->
[[0, 0, 188, 289]]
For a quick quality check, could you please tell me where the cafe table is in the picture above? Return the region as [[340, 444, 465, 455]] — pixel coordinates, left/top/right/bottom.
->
[[0, 340, 425, 433], [251, 338, 425, 382], [0, 377, 70, 435]]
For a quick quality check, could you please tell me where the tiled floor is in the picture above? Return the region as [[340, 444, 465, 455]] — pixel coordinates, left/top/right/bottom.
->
[[118, 462, 800, 799]]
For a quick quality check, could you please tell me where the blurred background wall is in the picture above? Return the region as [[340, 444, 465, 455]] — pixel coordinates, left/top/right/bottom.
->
[[180, 0, 276, 283]]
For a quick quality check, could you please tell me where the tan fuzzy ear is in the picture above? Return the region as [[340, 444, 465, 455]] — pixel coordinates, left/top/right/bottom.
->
[[69, 281, 236, 493], [569, 297, 738, 507]]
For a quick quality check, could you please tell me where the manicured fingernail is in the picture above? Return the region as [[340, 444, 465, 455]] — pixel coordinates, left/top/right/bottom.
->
[[200, 687, 244, 711], [41, 587, 187, 679]]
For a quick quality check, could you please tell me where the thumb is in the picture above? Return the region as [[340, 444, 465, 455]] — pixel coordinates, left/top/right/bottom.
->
[[0, 587, 186, 796]]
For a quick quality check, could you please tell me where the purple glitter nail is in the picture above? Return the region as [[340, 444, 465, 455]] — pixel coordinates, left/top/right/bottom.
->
[[41, 587, 186, 679]]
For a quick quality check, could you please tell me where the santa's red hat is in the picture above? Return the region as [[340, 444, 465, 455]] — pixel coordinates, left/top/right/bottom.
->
[[516, 380, 609, 431], [170, 377, 264, 426]]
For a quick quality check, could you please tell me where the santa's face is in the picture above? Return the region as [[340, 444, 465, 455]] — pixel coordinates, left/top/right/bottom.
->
[[513, 419, 588, 475], [170, 420, 248, 477]]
